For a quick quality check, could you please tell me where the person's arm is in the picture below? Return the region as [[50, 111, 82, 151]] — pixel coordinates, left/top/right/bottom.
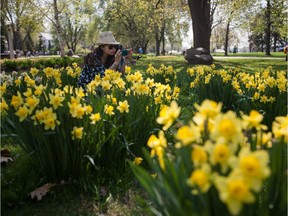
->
[[109, 49, 122, 71], [119, 48, 134, 75]]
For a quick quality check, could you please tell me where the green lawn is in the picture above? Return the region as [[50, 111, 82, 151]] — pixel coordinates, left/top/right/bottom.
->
[[133, 55, 287, 73]]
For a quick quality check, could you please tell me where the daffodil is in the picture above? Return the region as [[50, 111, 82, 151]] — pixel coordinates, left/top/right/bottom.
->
[[90, 113, 101, 124], [49, 93, 64, 110], [211, 111, 243, 144], [43, 67, 55, 77], [191, 145, 208, 167], [11, 92, 23, 110], [101, 80, 112, 91], [147, 130, 167, 157], [104, 104, 115, 116], [194, 100, 222, 119], [204, 138, 236, 173], [43, 113, 60, 130], [25, 95, 40, 114], [71, 126, 84, 140], [34, 84, 45, 96], [214, 171, 255, 215], [241, 110, 267, 130], [272, 115, 288, 142], [133, 157, 143, 165], [156, 100, 180, 131], [0, 83, 6, 97], [117, 100, 129, 113], [187, 164, 211, 194], [175, 121, 201, 146], [30, 67, 39, 76], [255, 131, 272, 148], [229, 147, 270, 192], [0, 99, 8, 112], [147, 130, 167, 170], [15, 106, 29, 122]]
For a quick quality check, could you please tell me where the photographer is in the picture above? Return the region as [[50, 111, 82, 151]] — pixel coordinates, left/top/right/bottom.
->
[[78, 31, 133, 90]]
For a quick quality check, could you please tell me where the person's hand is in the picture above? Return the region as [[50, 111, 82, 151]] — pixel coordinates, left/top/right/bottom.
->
[[114, 49, 122, 65], [126, 48, 133, 60]]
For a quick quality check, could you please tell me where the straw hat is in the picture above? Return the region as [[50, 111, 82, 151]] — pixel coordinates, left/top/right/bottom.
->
[[96, 31, 120, 45]]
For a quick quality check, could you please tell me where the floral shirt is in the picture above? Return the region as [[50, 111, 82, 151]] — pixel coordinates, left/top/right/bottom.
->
[[77, 58, 106, 91]]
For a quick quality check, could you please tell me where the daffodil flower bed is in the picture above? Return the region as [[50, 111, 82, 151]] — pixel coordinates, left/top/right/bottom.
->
[[185, 65, 287, 128], [131, 100, 287, 216], [1, 64, 180, 182]]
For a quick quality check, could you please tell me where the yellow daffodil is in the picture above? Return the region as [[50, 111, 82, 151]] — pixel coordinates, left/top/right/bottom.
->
[[11, 92, 23, 110], [272, 115, 288, 142], [71, 126, 84, 140], [147, 130, 167, 157], [104, 104, 115, 116], [133, 157, 143, 165], [85, 105, 93, 114], [90, 113, 101, 124], [0, 83, 6, 97], [241, 110, 267, 130], [117, 100, 129, 113], [204, 138, 236, 173], [175, 122, 201, 146], [15, 106, 29, 122], [156, 100, 180, 131], [194, 100, 222, 119], [191, 145, 208, 167], [49, 93, 64, 110], [43, 67, 55, 77], [34, 84, 45, 96], [214, 171, 255, 215], [101, 80, 112, 91], [30, 67, 39, 76], [0, 99, 8, 112], [31, 109, 44, 125], [25, 95, 40, 114], [230, 147, 270, 192], [187, 164, 211, 194], [43, 113, 60, 130], [211, 111, 243, 144]]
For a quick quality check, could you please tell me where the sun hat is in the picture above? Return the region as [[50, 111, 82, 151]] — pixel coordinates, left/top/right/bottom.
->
[[96, 31, 120, 45]]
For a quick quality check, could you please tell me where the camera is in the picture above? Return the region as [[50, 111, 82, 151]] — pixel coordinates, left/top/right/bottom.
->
[[119, 45, 128, 56]]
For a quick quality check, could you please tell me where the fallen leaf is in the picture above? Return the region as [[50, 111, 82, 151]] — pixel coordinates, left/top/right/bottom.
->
[[29, 183, 56, 201]]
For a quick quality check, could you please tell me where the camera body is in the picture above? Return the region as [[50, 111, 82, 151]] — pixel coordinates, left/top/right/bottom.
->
[[118, 45, 128, 56]]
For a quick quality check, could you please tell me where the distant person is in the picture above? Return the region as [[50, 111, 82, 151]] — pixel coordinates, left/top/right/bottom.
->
[[284, 45, 288, 61], [233, 46, 237, 54], [138, 47, 143, 54]]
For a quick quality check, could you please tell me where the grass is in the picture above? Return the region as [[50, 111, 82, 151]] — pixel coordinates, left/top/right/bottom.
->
[[1, 55, 287, 215], [211, 51, 286, 58], [133, 55, 287, 73]]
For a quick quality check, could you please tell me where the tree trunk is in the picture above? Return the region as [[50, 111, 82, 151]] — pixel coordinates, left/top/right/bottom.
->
[[155, 29, 161, 56], [53, 0, 65, 57], [265, 0, 271, 56], [188, 0, 211, 51], [273, 34, 277, 52], [224, 21, 230, 56], [161, 21, 165, 55]]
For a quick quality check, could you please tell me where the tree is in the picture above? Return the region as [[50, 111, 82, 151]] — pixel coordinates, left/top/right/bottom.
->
[[2, 0, 42, 51], [187, 0, 211, 51], [221, 0, 252, 56], [28, 0, 68, 57]]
